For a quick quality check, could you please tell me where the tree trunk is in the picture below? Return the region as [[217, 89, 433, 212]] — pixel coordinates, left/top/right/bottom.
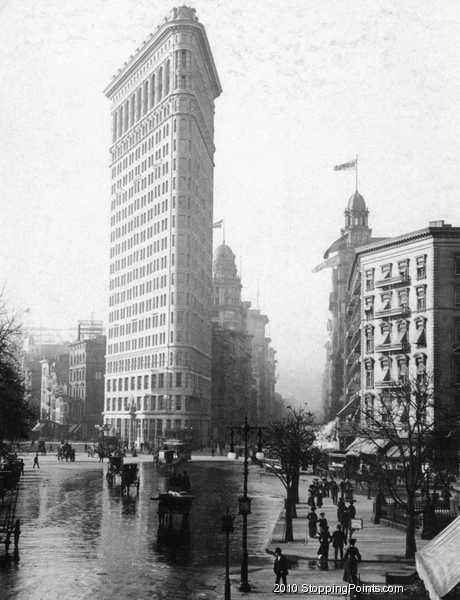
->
[[405, 495, 417, 559], [284, 487, 297, 542], [293, 472, 300, 508]]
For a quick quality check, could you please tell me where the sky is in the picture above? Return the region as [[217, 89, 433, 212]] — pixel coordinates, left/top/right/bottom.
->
[[1, 0, 460, 414]]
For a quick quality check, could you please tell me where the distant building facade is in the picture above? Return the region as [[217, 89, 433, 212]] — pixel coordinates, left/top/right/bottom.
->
[[345, 221, 460, 467], [68, 335, 106, 439], [103, 6, 221, 447], [247, 308, 277, 425], [40, 354, 70, 424], [211, 244, 254, 443]]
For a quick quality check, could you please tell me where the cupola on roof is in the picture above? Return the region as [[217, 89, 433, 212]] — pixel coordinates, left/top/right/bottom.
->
[[346, 190, 367, 212], [214, 244, 238, 279]]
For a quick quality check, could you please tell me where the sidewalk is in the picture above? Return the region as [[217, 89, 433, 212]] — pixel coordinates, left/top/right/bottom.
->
[[198, 473, 428, 599]]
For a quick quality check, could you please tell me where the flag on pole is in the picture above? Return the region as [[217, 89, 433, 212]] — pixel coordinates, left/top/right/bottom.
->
[[213, 219, 224, 228], [334, 159, 357, 171]]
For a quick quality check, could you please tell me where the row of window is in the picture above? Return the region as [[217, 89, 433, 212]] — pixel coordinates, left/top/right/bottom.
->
[[107, 327, 196, 355], [363, 353, 427, 387], [105, 393, 201, 413], [364, 317, 426, 353], [106, 348, 196, 374], [112, 51, 193, 143], [365, 256, 427, 290]]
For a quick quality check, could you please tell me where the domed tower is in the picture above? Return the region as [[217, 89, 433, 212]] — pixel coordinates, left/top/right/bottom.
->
[[212, 244, 246, 331], [343, 190, 371, 248]]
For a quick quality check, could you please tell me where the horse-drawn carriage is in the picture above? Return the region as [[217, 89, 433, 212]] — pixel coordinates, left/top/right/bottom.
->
[[106, 456, 140, 495]]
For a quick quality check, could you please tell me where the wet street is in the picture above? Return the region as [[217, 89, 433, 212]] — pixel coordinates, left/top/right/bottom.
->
[[0, 457, 283, 600]]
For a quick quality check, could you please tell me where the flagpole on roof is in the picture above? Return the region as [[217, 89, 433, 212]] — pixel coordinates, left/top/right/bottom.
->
[[355, 154, 359, 192]]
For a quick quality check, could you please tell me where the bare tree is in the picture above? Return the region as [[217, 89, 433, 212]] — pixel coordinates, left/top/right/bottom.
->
[[0, 295, 33, 444], [356, 374, 451, 558], [264, 407, 316, 542]]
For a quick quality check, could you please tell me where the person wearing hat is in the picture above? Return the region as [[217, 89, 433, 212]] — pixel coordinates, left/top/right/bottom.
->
[[331, 524, 346, 568], [318, 512, 328, 533], [273, 547, 289, 586], [343, 538, 361, 584]]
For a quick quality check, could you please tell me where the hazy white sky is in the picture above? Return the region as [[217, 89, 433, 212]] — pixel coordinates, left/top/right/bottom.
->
[[1, 0, 460, 412]]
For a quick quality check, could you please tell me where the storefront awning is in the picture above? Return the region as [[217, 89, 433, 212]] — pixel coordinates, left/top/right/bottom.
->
[[345, 437, 387, 456], [416, 516, 460, 600], [68, 424, 81, 434], [31, 422, 45, 432]]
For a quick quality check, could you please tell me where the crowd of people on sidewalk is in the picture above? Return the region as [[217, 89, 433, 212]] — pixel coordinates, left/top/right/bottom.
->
[[305, 477, 362, 583]]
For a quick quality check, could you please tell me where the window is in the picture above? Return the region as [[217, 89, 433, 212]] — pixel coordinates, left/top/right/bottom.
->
[[381, 291, 392, 311], [380, 390, 392, 423], [455, 286, 460, 308], [454, 319, 460, 344], [124, 377, 129, 391], [365, 326, 374, 353], [416, 255, 427, 280], [397, 320, 409, 345], [158, 373, 164, 388], [455, 256, 460, 276], [415, 317, 427, 347], [380, 322, 391, 346], [398, 288, 409, 310], [381, 263, 392, 279], [416, 286, 426, 311], [380, 356, 392, 382], [364, 360, 374, 388], [130, 377, 135, 390], [175, 395, 181, 411], [144, 375, 149, 389], [365, 269, 374, 291], [398, 259, 409, 279], [107, 380, 111, 392], [454, 357, 460, 384], [137, 375, 142, 389], [397, 356, 409, 383], [176, 372, 182, 387], [364, 296, 374, 319], [415, 353, 427, 384]]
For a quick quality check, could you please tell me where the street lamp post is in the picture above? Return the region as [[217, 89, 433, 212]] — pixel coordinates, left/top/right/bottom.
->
[[221, 508, 234, 600], [228, 417, 264, 593]]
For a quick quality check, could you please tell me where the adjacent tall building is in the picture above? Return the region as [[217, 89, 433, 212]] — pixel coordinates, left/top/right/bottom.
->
[[316, 190, 376, 420], [103, 7, 221, 446], [345, 221, 460, 465]]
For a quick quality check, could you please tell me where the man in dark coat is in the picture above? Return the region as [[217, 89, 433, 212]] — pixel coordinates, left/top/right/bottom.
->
[[331, 524, 346, 567], [343, 538, 362, 584], [273, 547, 289, 586], [318, 512, 328, 533], [330, 480, 339, 504], [306, 507, 318, 538]]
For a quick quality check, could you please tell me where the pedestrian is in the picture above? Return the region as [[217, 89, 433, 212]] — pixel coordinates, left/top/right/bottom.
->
[[316, 489, 323, 508], [307, 493, 316, 510], [32, 453, 40, 469], [337, 497, 346, 524], [318, 512, 328, 533], [273, 547, 289, 587], [306, 507, 318, 538], [330, 479, 339, 504], [317, 527, 331, 570], [339, 479, 346, 499], [331, 524, 346, 568], [343, 538, 362, 584]]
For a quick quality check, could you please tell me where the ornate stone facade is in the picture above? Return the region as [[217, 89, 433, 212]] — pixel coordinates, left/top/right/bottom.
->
[[103, 7, 221, 447]]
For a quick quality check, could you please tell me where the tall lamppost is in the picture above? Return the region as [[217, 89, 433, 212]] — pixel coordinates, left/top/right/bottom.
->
[[221, 508, 234, 600], [228, 417, 264, 593]]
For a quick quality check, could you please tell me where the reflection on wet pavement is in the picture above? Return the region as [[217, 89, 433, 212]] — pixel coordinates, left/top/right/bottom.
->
[[0, 460, 283, 600]]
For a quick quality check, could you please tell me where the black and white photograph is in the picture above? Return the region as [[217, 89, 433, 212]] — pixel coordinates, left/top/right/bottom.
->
[[1, 1, 460, 598]]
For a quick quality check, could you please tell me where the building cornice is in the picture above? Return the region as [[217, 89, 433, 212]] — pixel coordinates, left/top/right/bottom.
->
[[104, 17, 221, 100]]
